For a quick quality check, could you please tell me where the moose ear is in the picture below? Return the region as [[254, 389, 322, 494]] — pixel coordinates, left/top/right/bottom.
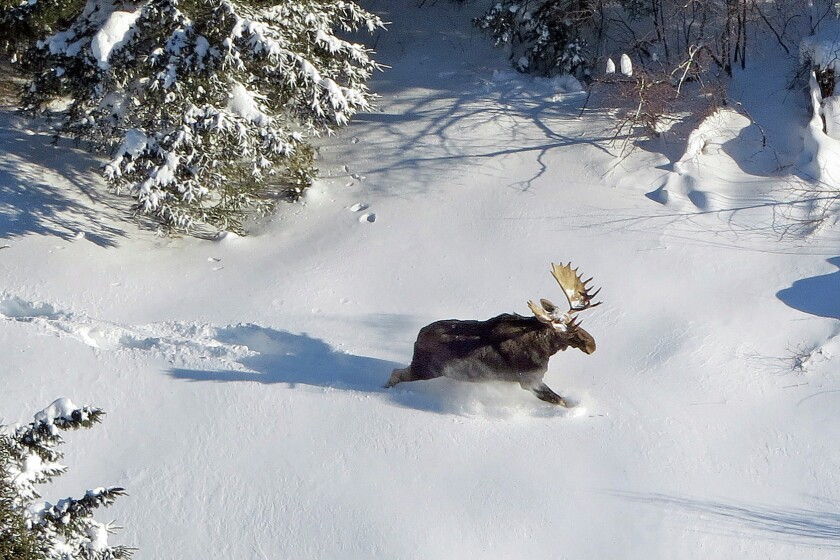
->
[[539, 299, 558, 313], [528, 300, 553, 324]]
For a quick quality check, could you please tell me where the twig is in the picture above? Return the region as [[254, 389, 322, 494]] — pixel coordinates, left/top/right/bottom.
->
[[726, 98, 768, 147]]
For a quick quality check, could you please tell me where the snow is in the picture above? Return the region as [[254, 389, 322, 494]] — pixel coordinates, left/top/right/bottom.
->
[[33, 398, 81, 426], [227, 83, 270, 126], [119, 128, 148, 157], [86, 521, 110, 552], [620, 52, 633, 76], [11, 453, 48, 492], [90, 10, 140, 70], [2, 1, 840, 559], [800, 20, 840, 74]]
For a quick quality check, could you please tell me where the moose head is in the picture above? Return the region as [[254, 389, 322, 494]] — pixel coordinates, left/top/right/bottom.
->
[[526, 262, 601, 355]]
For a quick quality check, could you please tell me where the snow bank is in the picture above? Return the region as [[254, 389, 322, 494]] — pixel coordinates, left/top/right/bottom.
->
[[799, 20, 840, 74], [799, 69, 840, 187], [800, 20, 840, 140]]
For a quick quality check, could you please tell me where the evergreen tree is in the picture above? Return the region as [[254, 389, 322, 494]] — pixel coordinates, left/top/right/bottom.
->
[[3, 0, 383, 234], [0, 399, 132, 560], [474, 0, 592, 77], [0, 0, 85, 60]]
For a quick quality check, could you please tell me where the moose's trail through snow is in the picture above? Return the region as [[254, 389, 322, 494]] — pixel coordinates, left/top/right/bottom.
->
[[3, 1, 840, 558]]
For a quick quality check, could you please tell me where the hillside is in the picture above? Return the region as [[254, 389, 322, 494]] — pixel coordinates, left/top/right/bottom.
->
[[2, 1, 839, 558]]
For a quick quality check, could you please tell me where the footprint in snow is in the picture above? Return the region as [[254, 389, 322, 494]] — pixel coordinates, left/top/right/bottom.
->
[[0, 296, 61, 320]]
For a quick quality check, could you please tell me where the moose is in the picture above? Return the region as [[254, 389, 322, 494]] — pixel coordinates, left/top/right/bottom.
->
[[385, 263, 601, 406]]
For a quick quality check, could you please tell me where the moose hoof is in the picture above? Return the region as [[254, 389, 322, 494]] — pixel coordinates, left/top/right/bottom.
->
[[530, 385, 569, 406], [550, 396, 569, 407]]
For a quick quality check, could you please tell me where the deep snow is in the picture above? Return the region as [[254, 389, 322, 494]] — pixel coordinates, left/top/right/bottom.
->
[[2, 1, 840, 558]]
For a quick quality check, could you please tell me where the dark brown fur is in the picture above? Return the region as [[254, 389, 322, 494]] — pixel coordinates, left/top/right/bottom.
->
[[386, 313, 595, 406]]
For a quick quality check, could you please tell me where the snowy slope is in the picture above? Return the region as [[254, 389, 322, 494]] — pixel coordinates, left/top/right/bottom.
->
[[2, 1, 840, 558]]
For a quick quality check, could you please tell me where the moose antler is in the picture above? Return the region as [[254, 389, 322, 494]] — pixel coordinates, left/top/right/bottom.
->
[[529, 262, 601, 328], [550, 262, 602, 313]]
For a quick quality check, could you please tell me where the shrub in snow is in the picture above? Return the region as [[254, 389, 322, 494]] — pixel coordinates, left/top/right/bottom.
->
[[474, 0, 592, 78], [0, 399, 133, 559], [4, 0, 383, 234]]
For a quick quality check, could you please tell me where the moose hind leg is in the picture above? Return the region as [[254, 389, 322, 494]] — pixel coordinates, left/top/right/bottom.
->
[[384, 367, 412, 388], [522, 381, 568, 407]]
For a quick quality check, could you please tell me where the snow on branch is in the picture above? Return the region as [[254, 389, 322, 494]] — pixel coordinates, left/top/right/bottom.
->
[[18, 0, 384, 234], [1, 399, 132, 558], [3, 399, 104, 501]]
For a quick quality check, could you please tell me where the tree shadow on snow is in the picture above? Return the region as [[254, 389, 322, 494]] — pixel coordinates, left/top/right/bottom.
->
[[324, 2, 618, 197], [776, 257, 840, 320], [0, 112, 130, 247], [168, 324, 569, 417], [612, 491, 840, 549]]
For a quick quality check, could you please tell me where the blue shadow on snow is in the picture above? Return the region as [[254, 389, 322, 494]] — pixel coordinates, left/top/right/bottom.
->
[[169, 324, 402, 391], [610, 491, 840, 549], [0, 117, 129, 247], [776, 257, 840, 320]]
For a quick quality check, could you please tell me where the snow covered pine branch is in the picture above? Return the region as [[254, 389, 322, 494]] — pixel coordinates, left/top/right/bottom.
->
[[13, 0, 384, 234], [0, 399, 133, 559]]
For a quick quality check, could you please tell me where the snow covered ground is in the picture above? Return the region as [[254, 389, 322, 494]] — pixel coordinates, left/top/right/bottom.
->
[[3, 1, 840, 558]]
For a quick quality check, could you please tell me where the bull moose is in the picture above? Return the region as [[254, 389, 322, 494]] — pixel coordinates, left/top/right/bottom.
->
[[385, 263, 601, 406]]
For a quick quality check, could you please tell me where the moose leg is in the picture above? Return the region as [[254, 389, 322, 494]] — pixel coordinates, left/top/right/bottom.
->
[[384, 367, 412, 388], [521, 381, 568, 407]]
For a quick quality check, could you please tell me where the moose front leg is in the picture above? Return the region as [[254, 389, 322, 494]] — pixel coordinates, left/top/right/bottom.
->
[[520, 380, 568, 407]]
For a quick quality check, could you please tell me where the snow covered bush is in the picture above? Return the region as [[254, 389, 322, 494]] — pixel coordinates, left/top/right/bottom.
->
[[5, 0, 384, 234], [0, 399, 133, 559], [474, 0, 592, 77]]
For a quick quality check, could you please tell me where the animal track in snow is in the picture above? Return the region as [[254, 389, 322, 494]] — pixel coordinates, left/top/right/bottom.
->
[[0, 296, 61, 320], [1, 295, 401, 392], [0, 295, 250, 365], [348, 202, 375, 223]]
